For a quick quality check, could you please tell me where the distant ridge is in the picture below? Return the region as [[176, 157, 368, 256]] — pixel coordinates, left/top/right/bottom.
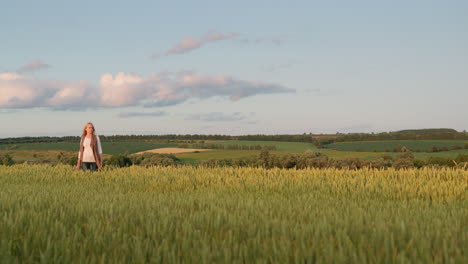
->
[[394, 128, 458, 135]]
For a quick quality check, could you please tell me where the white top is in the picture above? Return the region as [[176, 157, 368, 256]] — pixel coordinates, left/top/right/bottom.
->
[[78, 135, 102, 162]]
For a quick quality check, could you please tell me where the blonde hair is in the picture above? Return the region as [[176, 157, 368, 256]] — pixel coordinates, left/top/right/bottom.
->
[[81, 122, 95, 137]]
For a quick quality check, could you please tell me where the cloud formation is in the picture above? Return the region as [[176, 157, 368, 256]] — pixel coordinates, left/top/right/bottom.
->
[[151, 31, 286, 58], [0, 73, 97, 109], [186, 112, 252, 122], [16, 60, 51, 74], [152, 31, 240, 58], [0, 71, 294, 109]]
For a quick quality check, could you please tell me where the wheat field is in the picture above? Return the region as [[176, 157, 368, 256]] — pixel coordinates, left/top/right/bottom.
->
[[1, 165, 467, 263]]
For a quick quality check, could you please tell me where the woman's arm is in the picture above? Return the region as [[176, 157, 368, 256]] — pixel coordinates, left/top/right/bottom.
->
[[76, 137, 83, 170], [76, 153, 82, 170], [96, 135, 103, 154], [96, 135, 103, 167]]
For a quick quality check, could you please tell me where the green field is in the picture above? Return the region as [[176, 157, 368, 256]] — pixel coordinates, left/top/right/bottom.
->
[[0, 141, 178, 155], [326, 140, 468, 152], [176, 141, 320, 163], [177, 140, 384, 163], [0, 165, 466, 263], [414, 149, 468, 159], [215, 140, 318, 151]]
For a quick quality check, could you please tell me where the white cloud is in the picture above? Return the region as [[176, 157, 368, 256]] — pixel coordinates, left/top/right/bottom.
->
[[0, 73, 96, 108], [0, 71, 294, 109], [99, 73, 148, 107], [16, 60, 51, 74]]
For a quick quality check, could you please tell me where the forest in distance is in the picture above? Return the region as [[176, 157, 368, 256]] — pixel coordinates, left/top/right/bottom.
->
[[1, 128, 467, 144]]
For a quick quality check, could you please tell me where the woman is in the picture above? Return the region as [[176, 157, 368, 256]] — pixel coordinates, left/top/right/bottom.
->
[[76, 122, 103, 171]]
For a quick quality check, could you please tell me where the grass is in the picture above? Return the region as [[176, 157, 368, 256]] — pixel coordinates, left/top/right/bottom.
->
[[0, 165, 466, 263]]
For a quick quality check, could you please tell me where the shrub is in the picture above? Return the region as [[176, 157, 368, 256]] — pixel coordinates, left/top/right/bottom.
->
[[340, 158, 366, 170], [55, 152, 77, 166], [68, 156, 78, 167], [393, 144, 407, 152], [368, 158, 392, 169], [105, 154, 133, 168], [278, 154, 298, 169], [426, 157, 453, 167], [296, 156, 329, 169], [454, 154, 468, 163], [198, 159, 232, 168], [258, 150, 275, 169], [413, 159, 425, 169], [132, 153, 180, 167], [0, 154, 14, 166], [451, 145, 463, 150], [396, 152, 415, 160], [381, 154, 394, 161], [393, 159, 414, 169]]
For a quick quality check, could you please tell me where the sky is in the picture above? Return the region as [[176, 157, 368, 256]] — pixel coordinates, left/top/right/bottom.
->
[[1, 0, 467, 137]]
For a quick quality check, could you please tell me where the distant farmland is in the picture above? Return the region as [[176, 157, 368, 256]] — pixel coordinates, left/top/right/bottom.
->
[[325, 140, 468, 152], [0, 141, 179, 155], [1, 138, 468, 165], [214, 140, 318, 151]]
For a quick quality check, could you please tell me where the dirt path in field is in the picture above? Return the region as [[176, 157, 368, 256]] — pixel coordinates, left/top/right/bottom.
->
[[134, 148, 211, 155]]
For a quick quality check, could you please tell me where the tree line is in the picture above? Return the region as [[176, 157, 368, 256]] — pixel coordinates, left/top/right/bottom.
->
[[313, 129, 468, 148], [1, 128, 466, 146]]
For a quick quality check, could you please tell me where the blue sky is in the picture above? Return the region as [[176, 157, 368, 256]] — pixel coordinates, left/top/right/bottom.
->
[[1, 0, 467, 137]]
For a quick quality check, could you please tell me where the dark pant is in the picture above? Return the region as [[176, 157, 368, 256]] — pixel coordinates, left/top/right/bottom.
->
[[82, 162, 97, 172]]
